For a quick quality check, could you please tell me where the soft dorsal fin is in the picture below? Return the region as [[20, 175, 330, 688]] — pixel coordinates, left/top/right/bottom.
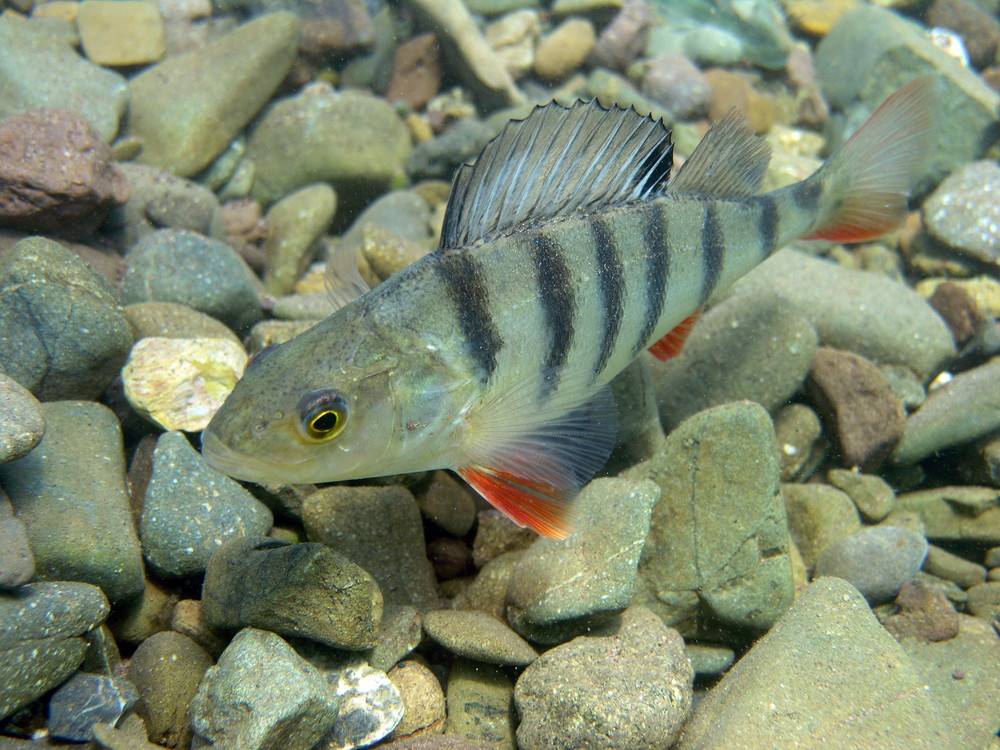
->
[[668, 109, 771, 198], [440, 100, 673, 249]]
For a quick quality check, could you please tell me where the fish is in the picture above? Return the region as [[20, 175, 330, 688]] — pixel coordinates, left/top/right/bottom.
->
[[202, 76, 935, 539]]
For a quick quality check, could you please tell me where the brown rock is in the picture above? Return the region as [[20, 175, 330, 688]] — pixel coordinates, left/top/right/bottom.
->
[[928, 281, 980, 344], [386, 34, 442, 111], [387, 660, 446, 740], [927, 0, 1000, 68], [806, 347, 905, 471], [704, 68, 776, 134], [534, 17, 596, 82], [427, 537, 471, 581], [0, 108, 129, 236], [299, 0, 373, 58], [589, 0, 652, 71], [883, 580, 960, 642]]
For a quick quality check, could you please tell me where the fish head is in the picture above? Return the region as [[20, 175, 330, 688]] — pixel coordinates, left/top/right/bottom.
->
[[201, 320, 442, 485]]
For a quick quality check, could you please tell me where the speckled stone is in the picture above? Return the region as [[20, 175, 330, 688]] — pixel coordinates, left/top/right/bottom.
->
[[0, 491, 34, 589], [123, 302, 241, 346], [387, 660, 446, 740], [128, 631, 214, 749], [49, 672, 140, 742], [140, 432, 272, 577], [0, 374, 44, 465], [422, 610, 537, 666], [0, 582, 109, 721], [515, 606, 693, 750], [882, 580, 960, 642], [924, 160, 1000, 267], [782, 483, 861, 569], [114, 164, 225, 247], [814, 526, 928, 604], [190, 627, 340, 750], [0, 401, 144, 602], [121, 229, 262, 334], [202, 536, 383, 650]]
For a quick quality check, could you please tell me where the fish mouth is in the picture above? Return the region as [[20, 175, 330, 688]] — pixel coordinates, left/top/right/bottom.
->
[[200, 429, 310, 485]]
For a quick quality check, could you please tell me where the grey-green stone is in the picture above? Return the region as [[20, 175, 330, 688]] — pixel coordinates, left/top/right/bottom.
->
[[633, 401, 794, 634], [894, 487, 1000, 545], [120, 229, 262, 334], [123, 302, 240, 346], [302, 485, 438, 610], [445, 659, 516, 749], [782, 483, 861, 569], [675, 578, 950, 749], [0, 237, 133, 400], [0, 402, 144, 602], [126, 13, 301, 178], [114, 164, 225, 247], [827, 468, 896, 522], [248, 88, 412, 207], [506, 477, 658, 644], [263, 183, 337, 296], [202, 536, 383, 650], [0, 15, 128, 142], [0, 374, 44, 464], [140, 432, 273, 578], [924, 161, 1000, 266], [423, 610, 538, 666], [725, 249, 955, 381]]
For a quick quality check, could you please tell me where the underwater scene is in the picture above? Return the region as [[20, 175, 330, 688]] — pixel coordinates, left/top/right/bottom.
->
[[1, 0, 1000, 747]]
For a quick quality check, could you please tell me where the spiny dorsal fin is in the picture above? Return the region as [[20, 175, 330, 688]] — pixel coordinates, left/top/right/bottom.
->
[[668, 109, 771, 198], [440, 100, 673, 249]]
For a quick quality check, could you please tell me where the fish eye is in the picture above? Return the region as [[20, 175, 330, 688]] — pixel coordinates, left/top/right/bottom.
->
[[299, 389, 348, 441]]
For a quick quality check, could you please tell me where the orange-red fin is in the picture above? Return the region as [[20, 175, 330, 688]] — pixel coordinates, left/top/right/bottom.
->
[[649, 310, 702, 361], [804, 76, 935, 244], [458, 467, 574, 539]]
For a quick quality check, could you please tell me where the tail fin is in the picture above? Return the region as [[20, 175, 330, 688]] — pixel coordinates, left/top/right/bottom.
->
[[804, 76, 936, 243]]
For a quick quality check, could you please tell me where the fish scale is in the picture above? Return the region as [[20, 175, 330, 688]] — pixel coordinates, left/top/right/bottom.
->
[[203, 77, 937, 539]]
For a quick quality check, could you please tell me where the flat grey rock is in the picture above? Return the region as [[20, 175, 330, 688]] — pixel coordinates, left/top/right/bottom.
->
[[422, 610, 538, 666], [815, 526, 928, 604]]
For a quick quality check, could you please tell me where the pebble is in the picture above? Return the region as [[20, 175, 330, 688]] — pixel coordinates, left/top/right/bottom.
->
[[120, 229, 262, 334], [385, 737, 496, 750], [0, 237, 133, 401], [650, 291, 818, 432], [505, 477, 658, 643], [91, 713, 164, 750], [725, 248, 956, 381], [471, 511, 535, 569], [122, 337, 248, 432], [899, 614, 1000, 748], [302, 485, 439, 609], [422, 610, 538, 667], [386, 33, 442, 110], [127, 12, 301, 178], [0, 401, 145, 602], [827, 468, 896, 522], [681, 25, 744, 68], [925, 281, 980, 345], [893, 358, 1000, 465], [444, 659, 516, 748], [782, 483, 861, 569], [263, 183, 337, 296], [367, 604, 423, 673], [785, 0, 859, 36], [123, 302, 241, 346], [640, 51, 712, 119], [814, 526, 928, 604], [514, 606, 693, 750], [171, 599, 227, 658], [882, 580, 960, 642], [923, 161, 1000, 268], [128, 631, 214, 749], [361, 226, 433, 282], [0, 375, 44, 465], [406, 117, 495, 182], [453, 551, 523, 621], [190, 627, 341, 750], [0, 581, 109, 721], [416, 471, 478, 538], [0, 492, 34, 589], [922, 544, 987, 589], [248, 86, 413, 208], [894, 486, 1000, 545], [247, 319, 319, 351], [0, 14, 128, 142], [590, 0, 651, 71], [202, 536, 383, 650], [77, 0, 166, 66], [485, 9, 539, 79], [774, 403, 826, 482], [387, 660, 446, 740], [675, 578, 950, 748], [48, 672, 140, 742], [926, 0, 1000, 68], [139, 432, 272, 577], [0, 108, 129, 236], [703, 68, 776, 133], [115, 164, 226, 247], [806, 347, 906, 471], [685, 643, 735, 676], [324, 657, 404, 749], [965, 581, 1000, 620], [404, 0, 524, 110], [338, 188, 435, 258], [632, 402, 794, 634], [533, 17, 596, 82]]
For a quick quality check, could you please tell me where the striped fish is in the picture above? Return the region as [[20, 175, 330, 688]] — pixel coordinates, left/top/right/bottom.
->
[[202, 77, 935, 538]]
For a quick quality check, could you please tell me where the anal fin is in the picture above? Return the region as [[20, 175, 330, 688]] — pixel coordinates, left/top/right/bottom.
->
[[649, 309, 701, 361]]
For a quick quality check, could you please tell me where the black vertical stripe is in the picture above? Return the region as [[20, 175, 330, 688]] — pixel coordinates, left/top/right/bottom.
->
[[591, 219, 625, 380], [436, 249, 503, 382], [700, 203, 723, 303], [793, 179, 822, 211], [757, 195, 779, 258], [633, 203, 669, 356], [530, 231, 576, 394]]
